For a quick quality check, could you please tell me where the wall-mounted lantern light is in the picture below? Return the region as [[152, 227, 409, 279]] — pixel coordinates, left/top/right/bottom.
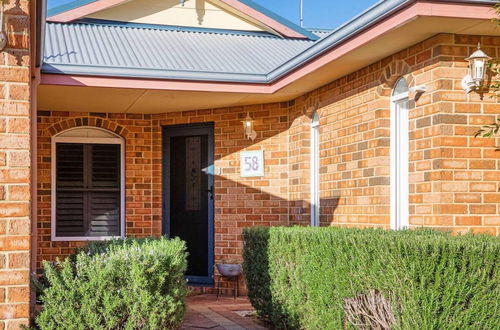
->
[[0, 0, 7, 52], [242, 113, 257, 141], [462, 43, 491, 94]]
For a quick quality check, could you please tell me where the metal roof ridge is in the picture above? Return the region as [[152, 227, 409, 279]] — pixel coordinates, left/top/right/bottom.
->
[[61, 18, 302, 39], [226, 0, 319, 40], [306, 28, 333, 32]]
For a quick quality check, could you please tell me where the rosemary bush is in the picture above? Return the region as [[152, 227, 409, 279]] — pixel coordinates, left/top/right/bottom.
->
[[36, 237, 188, 330], [243, 227, 499, 329]]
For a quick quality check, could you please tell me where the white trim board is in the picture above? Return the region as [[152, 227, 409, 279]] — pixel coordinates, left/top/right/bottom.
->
[[310, 112, 320, 227], [390, 80, 410, 230]]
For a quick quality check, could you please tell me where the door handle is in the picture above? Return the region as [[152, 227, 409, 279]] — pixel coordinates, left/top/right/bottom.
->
[[207, 185, 214, 200]]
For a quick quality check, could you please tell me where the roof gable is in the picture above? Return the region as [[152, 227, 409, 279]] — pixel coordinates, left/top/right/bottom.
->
[[47, 0, 319, 40], [85, 0, 267, 33]]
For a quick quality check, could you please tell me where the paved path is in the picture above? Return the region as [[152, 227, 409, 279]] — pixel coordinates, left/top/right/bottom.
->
[[182, 294, 271, 330]]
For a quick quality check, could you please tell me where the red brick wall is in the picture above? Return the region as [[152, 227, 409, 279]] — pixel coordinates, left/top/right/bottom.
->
[[289, 34, 500, 234], [36, 34, 500, 283], [37, 113, 155, 265], [0, 0, 32, 327], [151, 105, 290, 264], [36, 105, 291, 270]]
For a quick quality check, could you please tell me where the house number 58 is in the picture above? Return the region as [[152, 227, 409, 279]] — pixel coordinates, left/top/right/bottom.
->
[[244, 156, 259, 171], [240, 151, 264, 177]]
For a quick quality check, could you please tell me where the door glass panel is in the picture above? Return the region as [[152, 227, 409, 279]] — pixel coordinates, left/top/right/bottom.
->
[[170, 135, 209, 277], [185, 137, 202, 211]]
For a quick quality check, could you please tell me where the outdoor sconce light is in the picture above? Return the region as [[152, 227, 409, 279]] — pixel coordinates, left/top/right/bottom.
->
[[462, 43, 491, 94], [0, 0, 7, 52], [242, 113, 257, 141]]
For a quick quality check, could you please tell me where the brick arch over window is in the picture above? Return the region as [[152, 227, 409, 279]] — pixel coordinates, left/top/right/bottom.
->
[[46, 117, 130, 138], [305, 103, 320, 119], [377, 60, 415, 97]]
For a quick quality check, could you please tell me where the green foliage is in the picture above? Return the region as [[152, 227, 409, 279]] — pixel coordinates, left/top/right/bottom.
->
[[474, 117, 500, 138], [36, 237, 188, 330], [243, 227, 500, 329]]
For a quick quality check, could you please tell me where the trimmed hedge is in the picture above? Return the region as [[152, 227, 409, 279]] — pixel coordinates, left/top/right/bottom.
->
[[243, 227, 500, 329], [36, 237, 188, 330]]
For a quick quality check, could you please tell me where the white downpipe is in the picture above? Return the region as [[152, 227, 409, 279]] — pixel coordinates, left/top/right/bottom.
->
[[390, 80, 410, 230], [310, 113, 320, 227]]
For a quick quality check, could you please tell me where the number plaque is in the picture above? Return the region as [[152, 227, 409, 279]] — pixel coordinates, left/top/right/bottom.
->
[[240, 150, 264, 177]]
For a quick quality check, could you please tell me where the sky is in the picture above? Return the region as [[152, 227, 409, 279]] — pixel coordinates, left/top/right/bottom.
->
[[47, 0, 380, 30]]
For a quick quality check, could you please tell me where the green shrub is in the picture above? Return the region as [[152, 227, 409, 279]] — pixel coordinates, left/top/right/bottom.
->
[[36, 237, 188, 330], [243, 227, 500, 329]]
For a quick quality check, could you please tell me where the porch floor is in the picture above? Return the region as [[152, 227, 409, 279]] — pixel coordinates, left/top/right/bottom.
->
[[182, 294, 271, 330]]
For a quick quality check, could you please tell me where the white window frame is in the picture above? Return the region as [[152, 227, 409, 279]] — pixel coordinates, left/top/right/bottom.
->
[[390, 78, 410, 230], [310, 112, 320, 227], [51, 127, 126, 241]]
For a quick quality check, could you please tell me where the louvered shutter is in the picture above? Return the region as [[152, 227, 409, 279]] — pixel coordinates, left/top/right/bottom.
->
[[55, 143, 121, 238], [55, 144, 85, 236], [88, 144, 121, 236]]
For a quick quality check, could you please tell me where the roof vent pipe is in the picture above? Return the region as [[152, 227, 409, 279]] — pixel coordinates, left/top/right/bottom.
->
[[300, 0, 304, 27]]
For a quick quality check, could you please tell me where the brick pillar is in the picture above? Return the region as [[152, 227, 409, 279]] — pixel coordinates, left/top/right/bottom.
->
[[0, 0, 32, 328]]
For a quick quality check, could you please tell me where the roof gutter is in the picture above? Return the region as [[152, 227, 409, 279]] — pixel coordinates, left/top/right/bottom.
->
[[41, 63, 272, 83]]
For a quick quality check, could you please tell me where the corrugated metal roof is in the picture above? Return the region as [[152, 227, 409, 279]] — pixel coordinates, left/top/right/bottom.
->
[[43, 0, 494, 84], [43, 20, 316, 82]]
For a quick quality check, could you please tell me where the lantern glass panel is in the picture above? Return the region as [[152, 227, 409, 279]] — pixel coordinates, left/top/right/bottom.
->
[[471, 58, 486, 82], [243, 119, 253, 136]]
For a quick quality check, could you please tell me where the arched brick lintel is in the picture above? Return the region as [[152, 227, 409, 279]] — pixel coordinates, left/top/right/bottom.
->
[[377, 60, 415, 96], [46, 117, 130, 138]]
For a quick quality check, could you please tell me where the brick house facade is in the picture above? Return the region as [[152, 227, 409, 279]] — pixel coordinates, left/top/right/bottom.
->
[[0, 0, 498, 325], [36, 33, 500, 273]]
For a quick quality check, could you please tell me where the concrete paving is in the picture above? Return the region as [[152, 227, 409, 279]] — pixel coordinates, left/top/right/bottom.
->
[[182, 294, 271, 330]]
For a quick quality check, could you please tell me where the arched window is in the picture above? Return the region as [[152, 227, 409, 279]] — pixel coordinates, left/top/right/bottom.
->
[[51, 127, 125, 241], [391, 78, 410, 230], [311, 112, 320, 227]]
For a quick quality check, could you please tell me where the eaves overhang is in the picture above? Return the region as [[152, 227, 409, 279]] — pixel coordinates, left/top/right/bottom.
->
[[41, 0, 499, 92]]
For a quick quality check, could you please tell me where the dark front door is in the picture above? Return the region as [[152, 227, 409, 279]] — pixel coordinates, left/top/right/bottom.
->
[[163, 123, 214, 285]]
